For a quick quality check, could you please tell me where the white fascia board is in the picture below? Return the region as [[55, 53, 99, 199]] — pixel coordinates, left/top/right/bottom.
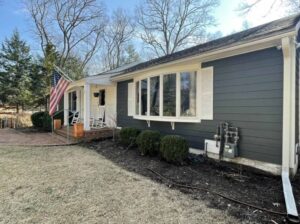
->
[[111, 31, 296, 82]]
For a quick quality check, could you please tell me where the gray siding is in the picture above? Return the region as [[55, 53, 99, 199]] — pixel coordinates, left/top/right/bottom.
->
[[117, 47, 283, 164]]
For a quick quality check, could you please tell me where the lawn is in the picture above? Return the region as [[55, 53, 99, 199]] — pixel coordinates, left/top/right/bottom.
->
[[0, 145, 237, 224]]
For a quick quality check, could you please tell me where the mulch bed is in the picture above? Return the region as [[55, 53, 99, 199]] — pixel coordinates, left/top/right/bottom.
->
[[85, 140, 300, 224]]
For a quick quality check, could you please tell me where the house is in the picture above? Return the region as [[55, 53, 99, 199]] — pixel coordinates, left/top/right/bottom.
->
[[64, 14, 300, 177], [112, 13, 300, 179]]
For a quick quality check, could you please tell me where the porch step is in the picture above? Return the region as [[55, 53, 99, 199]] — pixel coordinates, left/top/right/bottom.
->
[[54, 127, 82, 143], [54, 126, 113, 142]]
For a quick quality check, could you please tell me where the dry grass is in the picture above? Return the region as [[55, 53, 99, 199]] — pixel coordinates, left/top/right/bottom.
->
[[0, 111, 33, 127], [0, 145, 239, 224]]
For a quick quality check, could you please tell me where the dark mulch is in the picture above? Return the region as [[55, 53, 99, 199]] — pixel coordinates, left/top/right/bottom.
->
[[84, 140, 300, 224]]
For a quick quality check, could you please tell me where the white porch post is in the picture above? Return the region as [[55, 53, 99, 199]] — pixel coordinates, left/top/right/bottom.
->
[[84, 83, 91, 130], [64, 92, 69, 126]]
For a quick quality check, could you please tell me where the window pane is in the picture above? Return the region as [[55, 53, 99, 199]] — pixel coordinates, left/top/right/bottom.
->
[[163, 74, 176, 116], [180, 72, 197, 116], [150, 76, 160, 116], [135, 81, 139, 115], [141, 79, 148, 115]]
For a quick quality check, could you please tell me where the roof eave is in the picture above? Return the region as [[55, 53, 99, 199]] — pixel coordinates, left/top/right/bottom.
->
[[111, 29, 296, 82]]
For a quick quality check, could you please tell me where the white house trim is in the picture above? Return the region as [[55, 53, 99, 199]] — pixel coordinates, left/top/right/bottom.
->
[[281, 36, 297, 176]]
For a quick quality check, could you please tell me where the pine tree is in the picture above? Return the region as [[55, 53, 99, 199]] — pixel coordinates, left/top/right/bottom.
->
[[123, 44, 140, 65], [0, 30, 32, 113]]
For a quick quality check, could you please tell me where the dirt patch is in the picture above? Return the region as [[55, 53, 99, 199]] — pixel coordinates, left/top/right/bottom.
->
[[86, 140, 300, 224]]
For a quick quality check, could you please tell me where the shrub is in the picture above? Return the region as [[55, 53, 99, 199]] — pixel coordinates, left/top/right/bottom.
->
[[160, 135, 189, 164], [31, 111, 52, 132], [119, 127, 140, 147], [31, 112, 46, 128], [42, 113, 52, 132], [136, 130, 161, 156]]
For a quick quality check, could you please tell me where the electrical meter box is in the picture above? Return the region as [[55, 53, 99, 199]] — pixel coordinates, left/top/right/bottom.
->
[[223, 143, 238, 158]]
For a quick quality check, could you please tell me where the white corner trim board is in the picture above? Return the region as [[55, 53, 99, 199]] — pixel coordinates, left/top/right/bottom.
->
[[281, 36, 299, 221]]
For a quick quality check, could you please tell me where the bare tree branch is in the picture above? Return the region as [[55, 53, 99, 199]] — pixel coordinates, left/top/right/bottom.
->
[[26, 0, 107, 76], [238, 0, 299, 15], [136, 0, 219, 57], [102, 8, 136, 70]]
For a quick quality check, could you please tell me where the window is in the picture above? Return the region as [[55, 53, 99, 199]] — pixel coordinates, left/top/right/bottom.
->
[[131, 67, 213, 123], [68, 91, 77, 111], [141, 79, 148, 115], [150, 76, 160, 116], [99, 89, 105, 106], [180, 72, 196, 117], [163, 74, 176, 116]]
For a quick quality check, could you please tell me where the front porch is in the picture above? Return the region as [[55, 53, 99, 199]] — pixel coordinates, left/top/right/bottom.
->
[[63, 74, 117, 131], [55, 126, 114, 142]]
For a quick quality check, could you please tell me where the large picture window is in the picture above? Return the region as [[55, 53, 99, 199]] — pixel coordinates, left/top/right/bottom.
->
[[132, 67, 213, 123]]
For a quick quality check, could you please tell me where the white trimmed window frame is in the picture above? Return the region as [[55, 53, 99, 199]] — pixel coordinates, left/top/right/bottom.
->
[[132, 68, 203, 123]]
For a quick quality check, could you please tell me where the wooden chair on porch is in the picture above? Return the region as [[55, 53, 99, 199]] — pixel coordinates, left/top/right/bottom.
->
[[90, 106, 106, 129]]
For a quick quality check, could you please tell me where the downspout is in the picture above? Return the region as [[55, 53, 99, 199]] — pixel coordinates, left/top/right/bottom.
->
[[281, 36, 299, 223]]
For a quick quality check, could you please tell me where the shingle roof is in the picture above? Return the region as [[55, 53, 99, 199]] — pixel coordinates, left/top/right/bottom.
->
[[91, 61, 141, 77], [113, 13, 300, 78]]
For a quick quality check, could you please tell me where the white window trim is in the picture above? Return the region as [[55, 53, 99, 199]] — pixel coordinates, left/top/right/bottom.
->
[[132, 68, 204, 123]]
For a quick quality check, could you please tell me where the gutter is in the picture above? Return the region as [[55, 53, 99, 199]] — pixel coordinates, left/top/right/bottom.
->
[[282, 171, 299, 223]]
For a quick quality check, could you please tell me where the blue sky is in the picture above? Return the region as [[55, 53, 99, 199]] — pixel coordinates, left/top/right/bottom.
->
[[0, 0, 289, 55]]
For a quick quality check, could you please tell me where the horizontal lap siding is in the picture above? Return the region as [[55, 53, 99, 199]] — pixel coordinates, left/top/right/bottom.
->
[[117, 47, 283, 164]]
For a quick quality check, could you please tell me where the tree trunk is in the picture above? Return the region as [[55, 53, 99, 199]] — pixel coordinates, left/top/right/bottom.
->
[[16, 104, 19, 114]]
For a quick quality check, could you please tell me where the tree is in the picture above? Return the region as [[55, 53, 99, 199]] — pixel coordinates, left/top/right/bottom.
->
[[123, 44, 141, 65], [26, 0, 107, 77], [29, 60, 48, 109], [239, 0, 299, 14], [102, 8, 136, 70], [0, 30, 32, 113], [136, 0, 219, 57]]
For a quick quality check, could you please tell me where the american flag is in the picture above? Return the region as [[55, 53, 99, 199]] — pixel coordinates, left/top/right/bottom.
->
[[49, 70, 70, 116]]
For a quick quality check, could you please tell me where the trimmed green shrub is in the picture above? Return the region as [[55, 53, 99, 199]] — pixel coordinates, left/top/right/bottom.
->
[[31, 111, 46, 128], [119, 127, 140, 147], [136, 130, 161, 156], [31, 111, 52, 132], [42, 113, 52, 132], [160, 135, 189, 164]]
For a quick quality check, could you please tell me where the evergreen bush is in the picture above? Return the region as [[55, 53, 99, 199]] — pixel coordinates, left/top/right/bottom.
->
[[136, 130, 161, 156], [160, 135, 189, 164], [119, 127, 140, 148], [31, 111, 52, 132]]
